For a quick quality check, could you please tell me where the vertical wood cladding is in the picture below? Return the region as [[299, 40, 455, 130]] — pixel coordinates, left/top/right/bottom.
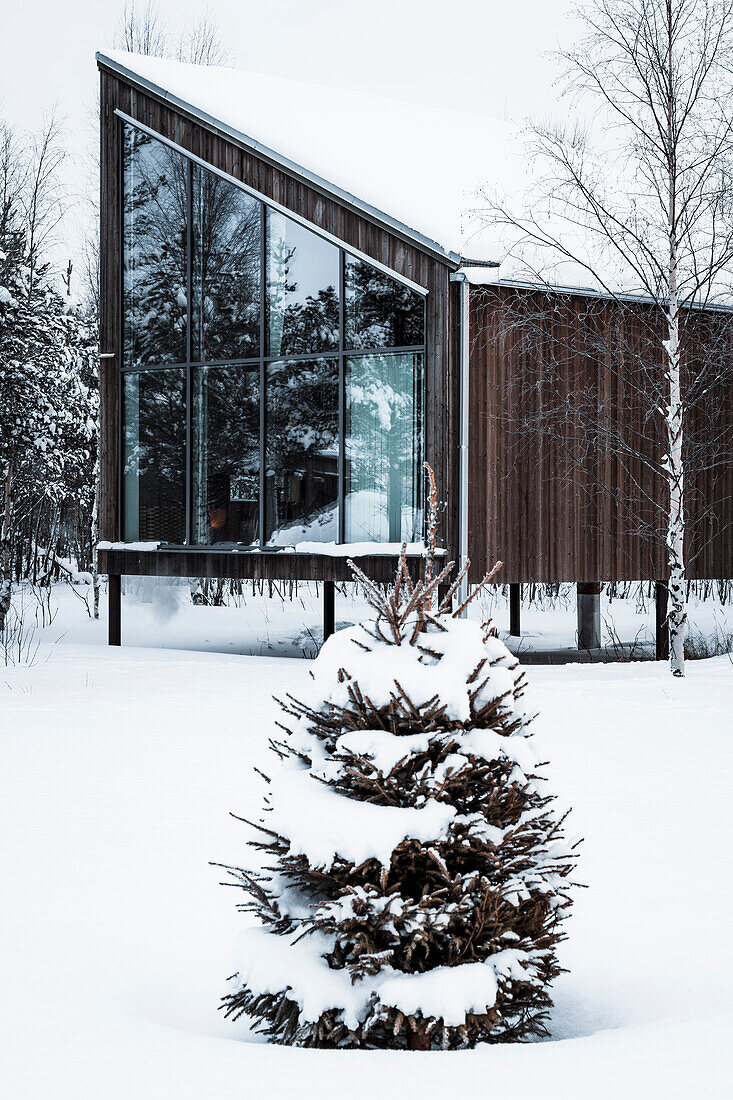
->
[[469, 285, 733, 582], [98, 65, 458, 557], [99, 71, 121, 542]]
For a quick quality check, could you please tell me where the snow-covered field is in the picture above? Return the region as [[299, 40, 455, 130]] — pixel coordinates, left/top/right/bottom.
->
[[1, 586, 732, 1098], [19, 577, 733, 660]]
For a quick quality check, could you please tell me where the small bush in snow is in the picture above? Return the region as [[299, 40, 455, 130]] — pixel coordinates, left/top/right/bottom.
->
[[218, 468, 579, 1048]]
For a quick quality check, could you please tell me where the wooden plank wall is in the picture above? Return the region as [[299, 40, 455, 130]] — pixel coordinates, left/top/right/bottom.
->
[[98, 548, 426, 584], [469, 285, 733, 582], [98, 65, 458, 563]]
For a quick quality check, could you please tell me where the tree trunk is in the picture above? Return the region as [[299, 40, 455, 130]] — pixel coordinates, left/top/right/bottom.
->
[[665, 254, 686, 677], [91, 454, 100, 620], [0, 465, 13, 634], [664, 24, 686, 679]]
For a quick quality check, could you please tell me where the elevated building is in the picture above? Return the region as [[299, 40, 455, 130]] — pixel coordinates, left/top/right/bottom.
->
[[96, 51, 733, 652]]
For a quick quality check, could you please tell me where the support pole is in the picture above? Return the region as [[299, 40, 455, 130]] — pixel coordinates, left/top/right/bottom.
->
[[449, 270, 470, 615], [323, 580, 335, 643], [108, 574, 121, 647], [509, 583, 521, 637], [577, 582, 601, 651], [655, 582, 669, 661]]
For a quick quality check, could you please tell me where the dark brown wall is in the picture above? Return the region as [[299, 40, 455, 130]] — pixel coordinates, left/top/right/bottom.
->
[[98, 547, 425, 584], [469, 285, 733, 582], [98, 64, 458, 560]]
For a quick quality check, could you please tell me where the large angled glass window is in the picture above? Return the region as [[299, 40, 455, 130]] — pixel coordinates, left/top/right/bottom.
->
[[265, 358, 339, 545], [192, 168, 261, 361], [119, 120, 427, 550], [123, 127, 188, 368], [345, 256, 425, 349], [122, 370, 186, 543], [266, 210, 339, 357], [345, 352, 424, 542], [192, 364, 260, 545]]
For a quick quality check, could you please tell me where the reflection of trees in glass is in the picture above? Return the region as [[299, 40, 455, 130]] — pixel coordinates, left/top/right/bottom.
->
[[345, 353, 423, 543], [267, 211, 339, 357], [123, 127, 188, 367], [119, 128, 426, 548], [265, 358, 339, 544], [278, 285, 339, 356], [193, 365, 260, 544], [123, 370, 186, 542], [192, 169, 261, 361], [345, 257, 425, 350]]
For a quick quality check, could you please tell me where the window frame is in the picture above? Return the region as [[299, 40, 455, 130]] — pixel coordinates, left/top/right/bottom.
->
[[118, 116, 427, 548]]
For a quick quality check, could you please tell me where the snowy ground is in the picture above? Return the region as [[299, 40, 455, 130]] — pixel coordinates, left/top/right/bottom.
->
[[1, 586, 732, 1098], [18, 576, 733, 660]]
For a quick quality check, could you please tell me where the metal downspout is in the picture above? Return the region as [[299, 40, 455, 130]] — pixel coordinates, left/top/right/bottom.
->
[[450, 271, 470, 614]]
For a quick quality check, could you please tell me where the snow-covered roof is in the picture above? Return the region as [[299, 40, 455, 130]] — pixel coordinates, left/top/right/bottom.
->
[[97, 50, 529, 267], [97, 52, 733, 304]]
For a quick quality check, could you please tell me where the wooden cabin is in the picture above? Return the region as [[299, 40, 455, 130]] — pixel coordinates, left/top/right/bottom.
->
[[96, 51, 733, 652]]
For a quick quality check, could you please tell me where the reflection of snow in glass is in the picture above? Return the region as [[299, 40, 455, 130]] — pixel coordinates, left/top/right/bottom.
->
[[346, 353, 423, 543], [345, 490, 422, 543], [265, 357, 339, 546], [267, 489, 420, 547], [349, 380, 410, 432], [267, 499, 339, 547]]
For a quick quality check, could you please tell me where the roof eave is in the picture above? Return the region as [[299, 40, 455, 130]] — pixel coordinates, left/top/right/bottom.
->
[[472, 275, 733, 313], [96, 51, 468, 269]]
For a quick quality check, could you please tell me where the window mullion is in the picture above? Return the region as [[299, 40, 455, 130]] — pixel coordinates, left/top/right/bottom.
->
[[118, 115, 125, 541], [185, 161, 193, 545], [338, 248, 346, 544]]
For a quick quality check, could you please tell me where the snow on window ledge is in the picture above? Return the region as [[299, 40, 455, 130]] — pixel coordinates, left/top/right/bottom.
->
[[97, 541, 162, 551], [292, 540, 441, 557]]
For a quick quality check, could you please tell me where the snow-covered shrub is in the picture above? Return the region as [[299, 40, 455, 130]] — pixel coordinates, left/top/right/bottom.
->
[[220, 469, 578, 1048]]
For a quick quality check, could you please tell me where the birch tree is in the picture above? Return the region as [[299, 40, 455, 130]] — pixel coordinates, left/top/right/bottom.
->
[[478, 0, 733, 676]]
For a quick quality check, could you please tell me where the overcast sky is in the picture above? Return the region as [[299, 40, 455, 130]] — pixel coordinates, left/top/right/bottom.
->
[[1, 0, 578, 283]]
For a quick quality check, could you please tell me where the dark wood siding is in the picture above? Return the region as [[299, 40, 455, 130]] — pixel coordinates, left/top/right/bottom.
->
[[99, 70, 121, 545], [98, 64, 458, 561], [469, 285, 733, 582], [98, 548, 426, 584]]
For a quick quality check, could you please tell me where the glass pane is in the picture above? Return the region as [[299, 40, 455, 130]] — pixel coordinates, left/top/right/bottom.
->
[[266, 210, 339, 357], [123, 125, 188, 368], [345, 256, 425, 349], [192, 365, 260, 545], [345, 353, 423, 543], [123, 370, 186, 543], [192, 168, 261, 361], [265, 358, 339, 545]]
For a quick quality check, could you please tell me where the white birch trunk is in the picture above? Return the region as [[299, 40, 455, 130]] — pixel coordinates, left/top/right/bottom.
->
[[664, 241, 686, 677], [664, 9, 686, 680]]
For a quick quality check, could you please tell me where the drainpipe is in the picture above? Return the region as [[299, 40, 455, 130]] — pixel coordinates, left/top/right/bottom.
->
[[450, 270, 470, 614]]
